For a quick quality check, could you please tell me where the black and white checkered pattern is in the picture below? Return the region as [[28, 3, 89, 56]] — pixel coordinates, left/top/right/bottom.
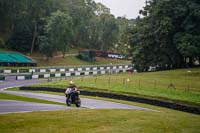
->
[[0, 64, 131, 80]]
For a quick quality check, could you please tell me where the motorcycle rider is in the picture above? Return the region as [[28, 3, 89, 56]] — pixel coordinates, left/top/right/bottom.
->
[[65, 81, 78, 100]]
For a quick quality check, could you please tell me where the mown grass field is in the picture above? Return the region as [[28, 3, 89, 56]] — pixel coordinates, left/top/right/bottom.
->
[[0, 92, 65, 105], [35, 56, 130, 66], [0, 100, 199, 133], [30, 68, 200, 105], [0, 56, 130, 68]]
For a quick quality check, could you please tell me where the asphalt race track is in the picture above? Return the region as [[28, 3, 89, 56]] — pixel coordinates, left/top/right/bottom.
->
[[0, 100, 73, 114], [0, 76, 155, 114], [2, 91, 153, 110], [0, 76, 46, 90]]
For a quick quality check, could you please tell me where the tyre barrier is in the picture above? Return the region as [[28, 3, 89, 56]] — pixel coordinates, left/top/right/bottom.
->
[[0, 75, 5, 81], [20, 86, 200, 115]]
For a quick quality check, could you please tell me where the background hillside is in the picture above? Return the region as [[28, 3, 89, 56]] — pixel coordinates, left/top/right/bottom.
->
[[0, 0, 199, 69]]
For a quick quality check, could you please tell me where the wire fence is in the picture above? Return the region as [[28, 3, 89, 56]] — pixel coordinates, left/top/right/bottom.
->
[[74, 75, 199, 93]]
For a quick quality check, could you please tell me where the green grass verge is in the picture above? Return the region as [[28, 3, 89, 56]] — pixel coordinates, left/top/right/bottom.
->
[[3, 88, 200, 133], [0, 109, 199, 133], [0, 92, 65, 105], [29, 68, 200, 106]]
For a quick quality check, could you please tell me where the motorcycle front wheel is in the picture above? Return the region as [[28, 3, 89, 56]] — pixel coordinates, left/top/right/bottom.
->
[[66, 98, 72, 106], [76, 98, 81, 107]]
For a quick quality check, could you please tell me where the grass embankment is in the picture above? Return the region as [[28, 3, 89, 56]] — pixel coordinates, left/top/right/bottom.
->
[[0, 56, 130, 68], [0, 48, 13, 52], [30, 68, 200, 106], [0, 106, 199, 133], [35, 57, 130, 66], [0, 48, 131, 67], [0, 92, 65, 105], [26, 49, 130, 66], [0, 57, 130, 69], [0, 56, 130, 69]]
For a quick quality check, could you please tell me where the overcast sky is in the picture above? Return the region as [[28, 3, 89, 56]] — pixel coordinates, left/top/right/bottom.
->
[[94, 0, 146, 19]]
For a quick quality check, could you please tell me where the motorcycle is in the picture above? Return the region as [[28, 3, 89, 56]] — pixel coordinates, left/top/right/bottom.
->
[[66, 91, 81, 107]]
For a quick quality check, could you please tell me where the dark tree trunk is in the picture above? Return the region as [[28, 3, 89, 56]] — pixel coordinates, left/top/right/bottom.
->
[[62, 51, 65, 58], [198, 56, 200, 65], [178, 55, 185, 68], [46, 56, 49, 61], [30, 23, 37, 56], [188, 57, 193, 67]]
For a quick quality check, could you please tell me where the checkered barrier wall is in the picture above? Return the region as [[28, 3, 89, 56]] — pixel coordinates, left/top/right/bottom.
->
[[1, 64, 130, 74], [16, 65, 130, 80], [0, 67, 105, 74]]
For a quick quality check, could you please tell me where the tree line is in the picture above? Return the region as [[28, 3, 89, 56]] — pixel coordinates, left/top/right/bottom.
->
[[130, 0, 200, 70], [1, 0, 199, 69], [0, 0, 134, 59]]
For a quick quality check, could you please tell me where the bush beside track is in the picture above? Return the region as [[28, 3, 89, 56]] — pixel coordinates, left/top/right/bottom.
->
[[20, 86, 200, 114]]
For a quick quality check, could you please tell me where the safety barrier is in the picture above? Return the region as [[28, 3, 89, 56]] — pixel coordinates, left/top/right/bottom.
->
[[0, 64, 130, 74], [20, 86, 200, 115], [0, 75, 5, 81], [15, 65, 130, 80]]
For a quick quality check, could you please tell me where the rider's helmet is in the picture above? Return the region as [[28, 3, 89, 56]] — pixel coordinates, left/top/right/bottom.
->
[[70, 80, 74, 84]]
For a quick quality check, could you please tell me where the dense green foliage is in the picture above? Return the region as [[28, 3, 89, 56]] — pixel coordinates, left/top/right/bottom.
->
[[39, 10, 73, 58], [0, 0, 132, 57], [1, 0, 199, 69], [130, 0, 200, 70]]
